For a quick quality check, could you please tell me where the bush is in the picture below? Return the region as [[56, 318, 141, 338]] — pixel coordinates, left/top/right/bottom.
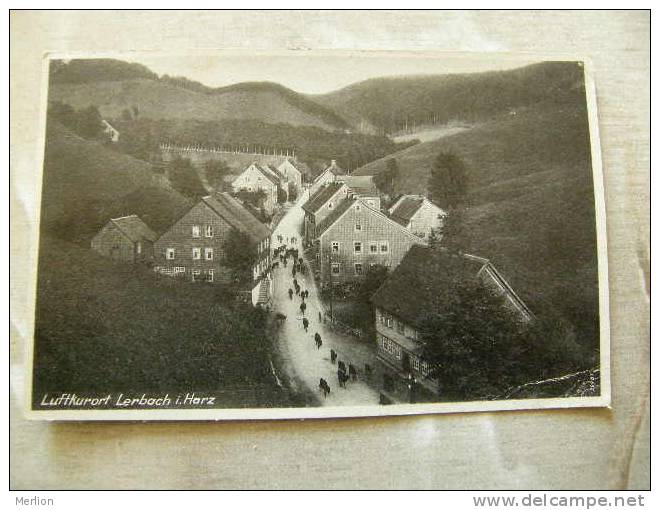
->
[[168, 156, 207, 199]]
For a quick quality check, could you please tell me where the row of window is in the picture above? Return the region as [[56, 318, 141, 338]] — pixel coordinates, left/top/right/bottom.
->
[[331, 241, 389, 254], [191, 225, 214, 238], [379, 334, 430, 375], [377, 309, 419, 340], [379, 335, 402, 360], [154, 266, 214, 282], [192, 269, 214, 282], [165, 248, 213, 261], [330, 261, 389, 275], [410, 356, 431, 375]]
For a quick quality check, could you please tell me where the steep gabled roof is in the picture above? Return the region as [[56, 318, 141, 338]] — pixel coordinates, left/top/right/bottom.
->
[[389, 195, 447, 226], [336, 175, 379, 196], [371, 245, 532, 328], [255, 164, 280, 186], [315, 198, 355, 237], [312, 160, 345, 185], [202, 192, 271, 243], [389, 195, 425, 225], [262, 164, 285, 182], [315, 198, 423, 242], [301, 182, 347, 214], [110, 215, 157, 243]]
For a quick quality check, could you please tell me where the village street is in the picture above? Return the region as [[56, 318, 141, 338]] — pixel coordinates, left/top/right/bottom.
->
[[271, 193, 381, 407]]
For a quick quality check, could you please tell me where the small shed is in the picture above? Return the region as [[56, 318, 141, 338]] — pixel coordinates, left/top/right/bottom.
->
[[91, 215, 157, 263], [102, 120, 120, 143]]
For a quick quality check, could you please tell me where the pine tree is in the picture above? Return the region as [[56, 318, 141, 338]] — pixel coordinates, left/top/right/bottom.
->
[[439, 208, 465, 254], [428, 152, 468, 209]]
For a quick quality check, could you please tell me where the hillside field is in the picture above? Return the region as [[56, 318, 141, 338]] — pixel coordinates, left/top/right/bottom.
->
[[32, 236, 295, 409], [355, 100, 600, 352], [40, 121, 191, 241], [33, 115, 309, 409]]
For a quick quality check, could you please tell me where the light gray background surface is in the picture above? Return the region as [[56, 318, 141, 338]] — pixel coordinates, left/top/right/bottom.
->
[[10, 10, 650, 489]]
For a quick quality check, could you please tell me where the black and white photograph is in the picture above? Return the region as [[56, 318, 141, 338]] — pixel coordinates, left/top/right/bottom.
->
[[27, 50, 609, 419]]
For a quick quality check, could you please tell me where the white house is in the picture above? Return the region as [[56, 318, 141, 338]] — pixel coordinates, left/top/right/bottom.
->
[[388, 195, 447, 239], [277, 158, 304, 192], [231, 163, 280, 214], [309, 159, 345, 196]]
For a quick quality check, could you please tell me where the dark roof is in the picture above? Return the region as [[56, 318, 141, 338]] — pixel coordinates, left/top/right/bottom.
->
[[255, 165, 280, 186], [264, 164, 285, 180], [202, 192, 271, 243], [315, 198, 355, 236], [371, 245, 531, 328], [337, 175, 379, 196], [389, 195, 425, 225], [301, 182, 346, 214], [110, 215, 157, 243]]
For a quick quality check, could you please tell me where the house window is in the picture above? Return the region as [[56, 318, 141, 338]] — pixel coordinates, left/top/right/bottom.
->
[[192, 247, 201, 260], [380, 241, 389, 253], [385, 314, 393, 328], [331, 242, 340, 253], [355, 221, 362, 231], [354, 241, 362, 254], [206, 269, 214, 283], [370, 242, 378, 253], [396, 320, 405, 334], [205, 248, 213, 260], [354, 263, 363, 275], [175, 266, 186, 274], [205, 225, 213, 238], [136, 241, 142, 254], [331, 263, 341, 275], [192, 269, 201, 282], [411, 356, 421, 372], [192, 225, 200, 238], [166, 248, 175, 260], [380, 335, 402, 360]]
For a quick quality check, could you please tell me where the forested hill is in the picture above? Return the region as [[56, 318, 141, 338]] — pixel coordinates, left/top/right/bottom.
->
[[48, 59, 349, 131], [353, 95, 599, 354], [310, 61, 586, 134]]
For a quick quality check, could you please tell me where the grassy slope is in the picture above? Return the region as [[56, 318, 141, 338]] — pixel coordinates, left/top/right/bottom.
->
[[40, 122, 191, 240], [34, 121, 298, 408], [355, 100, 599, 348], [32, 236, 291, 408], [49, 79, 346, 131]]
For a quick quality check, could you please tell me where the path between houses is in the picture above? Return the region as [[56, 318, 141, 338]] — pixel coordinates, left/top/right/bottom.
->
[[270, 193, 381, 407]]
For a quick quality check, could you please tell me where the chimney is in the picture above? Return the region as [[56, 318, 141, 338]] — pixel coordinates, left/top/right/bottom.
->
[[331, 159, 336, 166]]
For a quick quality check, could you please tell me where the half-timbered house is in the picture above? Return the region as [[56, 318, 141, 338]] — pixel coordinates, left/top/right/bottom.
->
[[301, 182, 349, 243], [315, 198, 425, 286], [153, 192, 271, 288]]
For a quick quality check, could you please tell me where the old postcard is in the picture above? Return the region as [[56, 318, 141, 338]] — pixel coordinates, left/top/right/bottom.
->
[[25, 50, 610, 420]]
